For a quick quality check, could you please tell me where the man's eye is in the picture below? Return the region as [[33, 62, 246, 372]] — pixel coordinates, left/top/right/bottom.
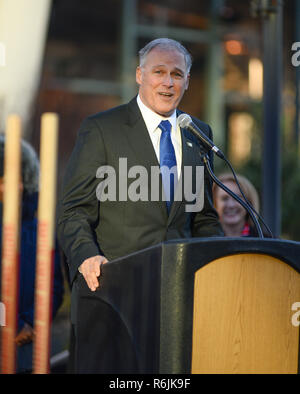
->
[[154, 70, 162, 74]]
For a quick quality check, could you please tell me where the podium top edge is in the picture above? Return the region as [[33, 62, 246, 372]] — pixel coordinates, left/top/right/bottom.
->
[[106, 237, 300, 265]]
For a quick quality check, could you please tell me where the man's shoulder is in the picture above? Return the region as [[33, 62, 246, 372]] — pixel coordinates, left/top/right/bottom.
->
[[84, 97, 138, 125], [75, 97, 140, 140], [191, 116, 211, 131], [177, 109, 212, 137], [87, 103, 128, 124]]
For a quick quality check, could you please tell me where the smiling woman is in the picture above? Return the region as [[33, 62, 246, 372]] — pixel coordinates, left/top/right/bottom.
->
[[212, 172, 260, 237]]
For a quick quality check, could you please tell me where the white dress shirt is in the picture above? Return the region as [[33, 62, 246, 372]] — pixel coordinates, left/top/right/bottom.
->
[[136, 95, 182, 179]]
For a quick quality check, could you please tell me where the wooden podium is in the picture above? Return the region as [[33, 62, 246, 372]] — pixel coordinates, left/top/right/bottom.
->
[[74, 238, 300, 374]]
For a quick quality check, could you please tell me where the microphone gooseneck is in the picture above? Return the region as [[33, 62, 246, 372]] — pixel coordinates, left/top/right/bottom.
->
[[177, 113, 225, 159], [178, 112, 273, 238]]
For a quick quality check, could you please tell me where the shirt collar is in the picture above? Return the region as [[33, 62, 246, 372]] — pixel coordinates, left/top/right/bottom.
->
[[137, 95, 177, 134]]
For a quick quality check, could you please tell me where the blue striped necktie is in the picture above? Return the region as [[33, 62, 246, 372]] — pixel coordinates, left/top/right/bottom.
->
[[159, 120, 177, 214]]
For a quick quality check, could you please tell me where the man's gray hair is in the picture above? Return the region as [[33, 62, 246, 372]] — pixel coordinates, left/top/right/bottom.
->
[[138, 38, 193, 74], [0, 134, 39, 195]]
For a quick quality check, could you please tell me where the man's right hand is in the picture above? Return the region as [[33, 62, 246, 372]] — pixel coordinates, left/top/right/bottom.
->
[[78, 255, 108, 291]]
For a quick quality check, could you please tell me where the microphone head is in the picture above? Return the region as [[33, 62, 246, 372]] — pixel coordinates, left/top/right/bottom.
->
[[177, 113, 192, 129]]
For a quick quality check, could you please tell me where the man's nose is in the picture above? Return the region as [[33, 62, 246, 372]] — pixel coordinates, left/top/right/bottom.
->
[[162, 73, 174, 86]]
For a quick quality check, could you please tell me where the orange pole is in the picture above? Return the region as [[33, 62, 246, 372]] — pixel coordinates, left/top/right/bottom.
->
[[33, 113, 58, 374], [1, 115, 22, 374]]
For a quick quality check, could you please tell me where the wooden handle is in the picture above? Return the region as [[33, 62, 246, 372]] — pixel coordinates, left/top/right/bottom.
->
[[1, 115, 22, 374], [33, 113, 59, 374]]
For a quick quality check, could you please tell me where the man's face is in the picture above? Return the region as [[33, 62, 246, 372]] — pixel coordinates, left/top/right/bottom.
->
[[136, 47, 190, 117]]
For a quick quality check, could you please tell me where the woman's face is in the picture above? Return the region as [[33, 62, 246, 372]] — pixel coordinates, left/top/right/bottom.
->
[[215, 181, 247, 228]]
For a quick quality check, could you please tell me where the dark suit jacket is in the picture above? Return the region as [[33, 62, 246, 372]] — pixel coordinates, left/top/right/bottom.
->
[[57, 97, 223, 283]]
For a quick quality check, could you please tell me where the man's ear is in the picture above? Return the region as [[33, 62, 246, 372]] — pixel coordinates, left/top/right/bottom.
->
[[185, 73, 190, 91], [136, 66, 142, 85]]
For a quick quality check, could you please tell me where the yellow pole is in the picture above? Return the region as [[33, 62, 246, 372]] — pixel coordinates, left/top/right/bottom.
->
[[33, 113, 58, 374], [1, 115, 22, 374]]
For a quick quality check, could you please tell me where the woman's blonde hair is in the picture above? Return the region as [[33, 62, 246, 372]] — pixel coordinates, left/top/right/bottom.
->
[[212, 172, 260, 214]]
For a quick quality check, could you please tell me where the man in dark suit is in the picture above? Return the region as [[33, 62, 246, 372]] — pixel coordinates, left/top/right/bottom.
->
[[57, 38, 223, 372]]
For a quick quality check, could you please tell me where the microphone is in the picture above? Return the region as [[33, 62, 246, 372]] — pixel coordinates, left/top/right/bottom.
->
[[178, 113, 225, 159]]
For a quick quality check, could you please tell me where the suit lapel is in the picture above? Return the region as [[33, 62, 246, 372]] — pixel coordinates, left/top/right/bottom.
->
[[123, 101, 200, 222], [124, 98, 168, 217], [125, 98, 160, 169]]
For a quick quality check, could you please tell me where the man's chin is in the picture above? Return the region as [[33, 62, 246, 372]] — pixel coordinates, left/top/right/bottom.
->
[[155, 106, 176, 118]]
